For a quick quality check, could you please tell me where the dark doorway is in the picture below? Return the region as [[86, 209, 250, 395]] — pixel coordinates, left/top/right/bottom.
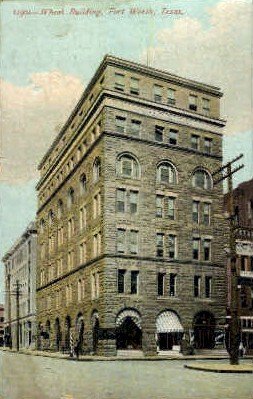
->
[[55, 318, 61, 351], [158, 332, 182, 350], [65, 316, 71, 352], [93, 318, 99, 354], [116, 317, 142, 350], [193, 311, 215, 349]]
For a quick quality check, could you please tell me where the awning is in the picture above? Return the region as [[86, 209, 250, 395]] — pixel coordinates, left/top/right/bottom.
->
[[156, 311, 184, 333], [116, 309, 141, 329]]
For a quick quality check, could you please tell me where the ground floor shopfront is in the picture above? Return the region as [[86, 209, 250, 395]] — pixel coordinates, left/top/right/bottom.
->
[[4, 315, 36, 350], [37, 307, 229, 356]]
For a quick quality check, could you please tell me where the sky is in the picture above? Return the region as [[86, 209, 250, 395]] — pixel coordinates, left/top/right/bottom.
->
[[0, 0, 252, 302]]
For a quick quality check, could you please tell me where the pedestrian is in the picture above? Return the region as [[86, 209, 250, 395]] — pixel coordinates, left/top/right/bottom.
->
[[239, 342, 244, 357]]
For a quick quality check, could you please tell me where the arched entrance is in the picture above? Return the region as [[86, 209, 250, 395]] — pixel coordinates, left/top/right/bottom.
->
[[45, 320, 51, 349], [116, 309, 142, 350], [64, 316, 71, 352], [54, 318, 61, 351], [193, 311, 215, 349], [156, 310, 184, 351], [27, 321, 32, 346], [91, 311, 99, 354], [76, 313, 84, 354]]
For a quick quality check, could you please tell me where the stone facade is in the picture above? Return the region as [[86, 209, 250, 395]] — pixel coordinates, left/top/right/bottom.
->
[[0, 305, 4, 346], [36, 55, 228, 356], [2, 222, 37, 349]]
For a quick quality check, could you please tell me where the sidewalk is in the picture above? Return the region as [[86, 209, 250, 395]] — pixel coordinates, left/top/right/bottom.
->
[[185, 362, 253, 373], [2, 347, 253, 362]]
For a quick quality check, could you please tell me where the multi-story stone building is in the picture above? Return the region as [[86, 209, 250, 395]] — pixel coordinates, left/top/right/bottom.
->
[[0, 305, 4, 346], [224, 178, 253, 354], [2, 222, 37, 349], [36, 55, 228, 356]]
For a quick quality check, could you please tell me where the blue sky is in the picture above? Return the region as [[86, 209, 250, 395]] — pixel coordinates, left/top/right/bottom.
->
[[0, 0, 252, 302]]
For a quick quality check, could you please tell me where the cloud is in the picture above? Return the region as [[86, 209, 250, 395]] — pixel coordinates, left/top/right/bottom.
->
[[142, 0, 252, 136], [0, 71, 84, 184]]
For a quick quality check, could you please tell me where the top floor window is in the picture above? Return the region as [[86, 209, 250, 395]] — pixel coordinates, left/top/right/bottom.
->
[[189, 95, 197, 111], [115, 73, 125, 91], [169, 129, 178, 145], [202, 98, 210, 116], [130, 119, 141, 137], [40, 218, 45, 233], [80, 174, 87, 195], [191, 134, 199, 150], [130, 77, 140, 95], [67, 187, 75, 208], [115, 116, 126, 133], [168, 88, 176, 105], [153, 85, 162, 103], [192, 169, 212, 190], [117, 154, 140, 179], [204, 138, 212, 154], [155, 125, 164, 142], [93, 158, 101, 183], [157, 162, 177, 185], [57, 200, 63, 218]]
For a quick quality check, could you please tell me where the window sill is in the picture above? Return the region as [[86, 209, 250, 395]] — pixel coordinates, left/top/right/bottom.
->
[[157, 296, 180, 300]]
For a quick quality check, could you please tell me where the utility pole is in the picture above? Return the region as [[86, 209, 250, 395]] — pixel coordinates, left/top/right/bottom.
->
[[15, 280, 21, 352], [212, 153, 244, 365]]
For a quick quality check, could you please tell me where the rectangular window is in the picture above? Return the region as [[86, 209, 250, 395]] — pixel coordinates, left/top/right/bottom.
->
[[115, 116, 126, 133], [204, 137, 212, 154], [79, 242, 86, 264], [130, 230, 138, 254], [191, 134, 199, 150], [205, 276, 212, 298], [122, 158, 133, 176], [193, 238, 200, 260], [131, 271, 139, 294], [93, 193, 101, 219], [157, 273, 165, 296], [169, 273, 177, 296], [115, 73, 125, 91], [203, 239, 211, 261], [153, 85, 162, 102], [91, 272, 100, 299], [202, 98, 210, 116], [168, 88, 176, 105], [168, 197, 175, 220], [130, 77, 140, 95], [155, 125, 164, 142], [241, 256, 247, 271], [130, 119, 141, 137], [117, 229, 126, 253], [118, 269, 126, 294], [203, 203, 211, 226], [130, 191, 138, 214], [67, 250, 74, 270], [68, 218, 74, 238], [156, 233, 164, 257], [194, 276, 201, 297], [169, 129, 178, 145], [189, 95, 197, 111], [116, 189, 126, 212], [168, 235, 176, 259], [156, 195, 164, 218], [192, 201, 200, 223]]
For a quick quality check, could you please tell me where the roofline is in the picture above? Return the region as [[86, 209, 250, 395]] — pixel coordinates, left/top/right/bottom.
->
[[2, 221, 37, 263], [38, 54, 223, 169]]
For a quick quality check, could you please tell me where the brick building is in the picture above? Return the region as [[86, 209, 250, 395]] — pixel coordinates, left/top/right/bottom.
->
[[224, 178, 253, 354], [36, 55, 228, 356], [2, 222, 37, 349], [0, 305, 4, 346]]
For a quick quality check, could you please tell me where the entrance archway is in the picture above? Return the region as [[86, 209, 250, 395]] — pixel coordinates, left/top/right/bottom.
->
[[55, 318, 61, 351], [156, 310, 184, 351], [64, 316, 71, 352], [116, 309, 142, 350], [91, 311, 99, 354], [193, 311, 215, 349], [76, 313, 84, 354]]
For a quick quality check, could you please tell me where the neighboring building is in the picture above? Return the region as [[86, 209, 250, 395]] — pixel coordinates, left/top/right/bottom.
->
[[224, 178, 253, 354], [0, 305, 4, 346], [36, 55, 228, 356], [2, 222, 37, 349]]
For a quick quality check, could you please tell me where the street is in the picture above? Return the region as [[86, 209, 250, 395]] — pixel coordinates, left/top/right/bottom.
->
[[0, 351, 252, 399]]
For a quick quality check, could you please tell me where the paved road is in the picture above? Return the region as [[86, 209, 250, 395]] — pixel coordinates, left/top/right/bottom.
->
[[0, 351, 252, 399]]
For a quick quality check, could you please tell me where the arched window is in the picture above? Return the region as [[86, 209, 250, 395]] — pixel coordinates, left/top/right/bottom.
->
[[67, 187, 75, 208], [93, 158, 101, 183], [40, 218, 45, 233], [117, 154, 140, 179], [57, 199, 63, 218], [80, 174, 87, 195], [157, 162, 177, 184], [192, 169, 212, 190], [48, 210, 54, 226]]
